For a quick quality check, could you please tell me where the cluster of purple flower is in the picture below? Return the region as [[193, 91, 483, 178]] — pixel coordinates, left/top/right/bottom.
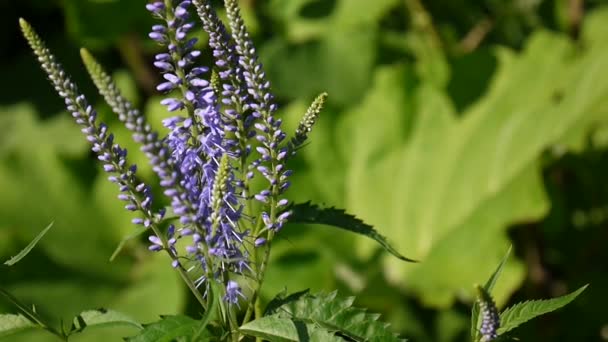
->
[[143, 0, 296, 304], [21, 0, 324, 307]]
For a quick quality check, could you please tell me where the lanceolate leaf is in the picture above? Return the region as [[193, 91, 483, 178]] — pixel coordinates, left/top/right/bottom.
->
[[125, 315, 198, 342], [0, 314, 39, 338], [240, 315, 345, 342], [3, 222, 53, 266], [191, 282, 220, 340], [497, 285, 588, 335], [265, 291, 404, 342], [70, 308, 142, 333], [289, 202, 416, 262], [471, 246, 512, 341]]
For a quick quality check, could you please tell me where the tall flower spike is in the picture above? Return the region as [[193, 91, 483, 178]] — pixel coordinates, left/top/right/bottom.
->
[[80, 49, 181, 195], [147, 0, 218, 227], [20, 19, 157, 228], [193, 0, 252, 161], [475, 285, 500, 342], [224, 0, 292, 232], [288, 92, 328, 153], [80, 48, 203, 234], [147, 2, 251, 296]]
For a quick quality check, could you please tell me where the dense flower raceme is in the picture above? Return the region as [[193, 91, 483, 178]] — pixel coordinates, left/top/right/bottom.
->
[[146, 0, 305, 301], [22, 0, 325, 306]]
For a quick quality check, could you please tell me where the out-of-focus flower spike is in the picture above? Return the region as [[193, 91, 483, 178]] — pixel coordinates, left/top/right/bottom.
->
[[288, 92, 328, 153]]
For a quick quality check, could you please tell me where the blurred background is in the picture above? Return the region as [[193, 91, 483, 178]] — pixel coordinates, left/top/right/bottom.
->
[[1, 0, 608, 340]]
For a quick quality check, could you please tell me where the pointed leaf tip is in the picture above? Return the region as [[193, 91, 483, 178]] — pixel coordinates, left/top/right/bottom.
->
[[289, 202, 418, 262], [4, 222, 54, 266], [498, 284, 588, 335]]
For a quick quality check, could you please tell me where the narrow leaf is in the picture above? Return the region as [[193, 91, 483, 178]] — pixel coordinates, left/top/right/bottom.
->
[[240, 315, 344, 342], [71, 308, 142, 333], [289, 202, 416, 262], [125, 315, 198, 342], [192, 282, 220, 340], [4, 222, 53, 266], [471, 246, 511, 341], [0, 314, 40, 338], [110, 226, 147, 261], [497, 285, 588, 335]]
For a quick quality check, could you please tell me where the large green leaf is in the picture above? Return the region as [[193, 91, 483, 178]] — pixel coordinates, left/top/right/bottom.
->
[[263, 291, 403, 342], [240, 315, 344, 342], [125, 315, 198, 342], [497, 285, 588, 335], [0, 104, 132, 279], [71, 309, 142, 333], [266, 0, 398, 42], [0, 314, 39, 338], [336, 21, 608, 306]]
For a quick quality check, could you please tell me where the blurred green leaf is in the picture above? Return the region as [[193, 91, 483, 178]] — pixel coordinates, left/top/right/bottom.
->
[[339, 26, 608, 307], [62, 0, 152, 47], [0, 314, 39, 339], [0, 104, 131, 280], [71, 308, 142, 333], [262, 29, 376, 106]]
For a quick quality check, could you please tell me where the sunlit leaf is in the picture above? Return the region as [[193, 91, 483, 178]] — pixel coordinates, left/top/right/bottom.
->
[[0, 314, 39, 338], [289, 202, 416, 262], [498, 285, 588, 335]]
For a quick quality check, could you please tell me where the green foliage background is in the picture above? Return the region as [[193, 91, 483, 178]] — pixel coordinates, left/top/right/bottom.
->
[[2, 0, 608, 340]]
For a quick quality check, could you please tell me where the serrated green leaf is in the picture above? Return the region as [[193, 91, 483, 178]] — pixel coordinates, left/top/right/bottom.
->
[[289, 202, 416, 262], [497, 285, 588, 335], [125, 315, 198, 342], [0, 314, 39, 338], [3, 222, 53, 266], [71, 308, 142, 333], [471, 247, 512, 341], [240, 315, 345, 342], [264, 289, 310, 316], [268, 291, 404, 342]]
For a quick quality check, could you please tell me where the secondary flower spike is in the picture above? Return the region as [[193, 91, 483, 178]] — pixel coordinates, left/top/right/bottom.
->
[[19, 19, 159, 230]]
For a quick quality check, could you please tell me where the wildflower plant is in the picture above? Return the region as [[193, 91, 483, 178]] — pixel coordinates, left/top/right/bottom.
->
[[0, 0, 588, 341]]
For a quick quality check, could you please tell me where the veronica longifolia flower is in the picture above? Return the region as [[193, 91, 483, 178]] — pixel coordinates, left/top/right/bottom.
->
[[24, 0, 326, 306]]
